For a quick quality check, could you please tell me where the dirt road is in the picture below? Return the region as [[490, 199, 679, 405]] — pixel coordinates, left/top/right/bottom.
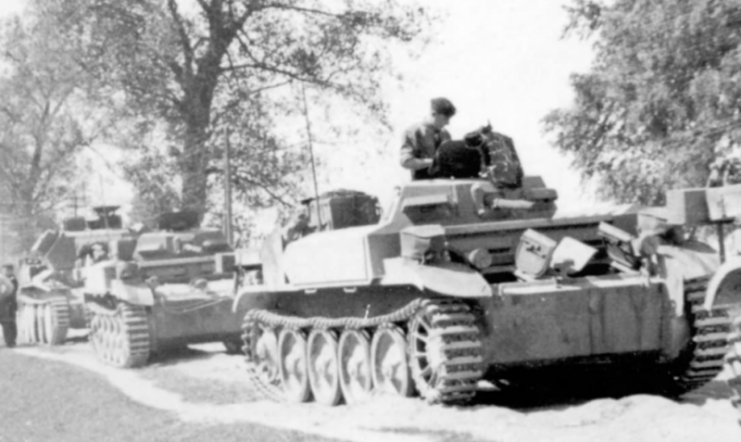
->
[[2, 338, 741, 442], [0, 349, 337, 442]]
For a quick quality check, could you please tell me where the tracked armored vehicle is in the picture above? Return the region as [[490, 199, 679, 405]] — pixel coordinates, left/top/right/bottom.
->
[[17, 206, 132, 345], [236, 156, 741, 406], [84, 211, 241, 368]]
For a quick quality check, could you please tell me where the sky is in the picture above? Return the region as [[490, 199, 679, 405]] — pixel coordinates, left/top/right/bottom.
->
[[0, 0, 600, 221], [320, 0, 598, 211]]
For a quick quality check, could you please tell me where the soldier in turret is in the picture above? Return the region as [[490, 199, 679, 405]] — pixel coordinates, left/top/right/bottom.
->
[[400, 97, 456, 180], [0, 264, 18, 348]]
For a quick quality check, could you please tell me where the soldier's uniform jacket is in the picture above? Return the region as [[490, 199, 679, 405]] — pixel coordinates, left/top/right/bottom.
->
[[0, 274, 16, 321], [400, 121, 452, 180]]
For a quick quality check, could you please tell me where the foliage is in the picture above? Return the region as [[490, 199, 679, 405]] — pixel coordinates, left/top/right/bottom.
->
[[0, 1, 116, 254], [545, 0, 741, 204], [69, 0, 436, 216]]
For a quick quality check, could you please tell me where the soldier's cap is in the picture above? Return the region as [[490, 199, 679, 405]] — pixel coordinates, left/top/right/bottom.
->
[[431, 97, 456, 118]]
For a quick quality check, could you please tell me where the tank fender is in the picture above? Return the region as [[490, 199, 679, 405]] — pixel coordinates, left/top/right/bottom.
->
[[657, 241, 720, 316], [410, 261, 492, 298], [704, 258, 741, 311], [233, 290, 279, 313], [109, 279, 154, 306]]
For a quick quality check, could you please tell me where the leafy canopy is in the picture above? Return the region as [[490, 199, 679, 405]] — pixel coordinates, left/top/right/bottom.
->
[[545, 0, 741, 204], [72, 0, 436, 217]]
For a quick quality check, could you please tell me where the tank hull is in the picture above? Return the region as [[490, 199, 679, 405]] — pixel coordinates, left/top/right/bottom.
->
[[237, 272, 725, 401]]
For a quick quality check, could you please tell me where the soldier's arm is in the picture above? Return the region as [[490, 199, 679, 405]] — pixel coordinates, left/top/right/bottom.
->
[[400, 127, 432, 170]]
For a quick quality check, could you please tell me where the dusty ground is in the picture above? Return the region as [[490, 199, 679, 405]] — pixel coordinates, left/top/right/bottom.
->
[[5, 338, 740, 442], [0, 348, 338, 442]]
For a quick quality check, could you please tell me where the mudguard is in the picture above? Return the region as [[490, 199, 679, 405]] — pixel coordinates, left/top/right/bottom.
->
[[658, 241, 720, 316], [409, 261, 492, 297], [704, 258, 741, 311], [109, 279, 155, 306]]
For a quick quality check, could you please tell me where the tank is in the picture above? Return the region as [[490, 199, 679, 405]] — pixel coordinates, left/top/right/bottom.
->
[[16, 206, 133, 345], [83, 211, 242, 368], [234, 168, 741, 406]]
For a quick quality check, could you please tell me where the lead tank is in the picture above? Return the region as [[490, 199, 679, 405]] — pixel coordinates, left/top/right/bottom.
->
[[16, 206, 133, 345], [83, 211, 242, 367], [235, 153, 740, 407]]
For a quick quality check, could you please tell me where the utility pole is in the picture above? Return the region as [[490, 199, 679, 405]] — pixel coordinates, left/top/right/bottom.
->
[[224, 128, 234, 246], [301, 82, 322, 227]]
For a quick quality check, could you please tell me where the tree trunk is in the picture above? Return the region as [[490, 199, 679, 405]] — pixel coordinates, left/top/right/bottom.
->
[[180, 106, 212, 217]]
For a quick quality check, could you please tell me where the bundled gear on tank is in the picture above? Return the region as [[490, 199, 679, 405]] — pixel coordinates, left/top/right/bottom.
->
[[430, 140, 483, 179], [464, 124, 524, 188]]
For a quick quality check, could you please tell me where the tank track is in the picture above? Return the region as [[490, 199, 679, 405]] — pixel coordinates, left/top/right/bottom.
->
[[17, 295, 70, 346], [725, 314, 741, 421], [242, 297, 484, 405], [89, 303, 151, 368], [673, 277, 734, 391], [408, 299, 483, 404]]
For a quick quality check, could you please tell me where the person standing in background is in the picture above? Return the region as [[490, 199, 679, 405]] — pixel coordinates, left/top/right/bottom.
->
[[0, 264, 18, 348]]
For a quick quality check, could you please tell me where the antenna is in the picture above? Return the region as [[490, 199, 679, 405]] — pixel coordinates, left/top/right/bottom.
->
[[300, 82, 322, 227]]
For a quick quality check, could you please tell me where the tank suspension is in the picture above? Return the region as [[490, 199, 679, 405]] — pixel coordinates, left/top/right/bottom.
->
[[674, 276, 734, 391], [89, 303, 151, 368], [17, 295, 70, 346], [242, 298, 484, 406]]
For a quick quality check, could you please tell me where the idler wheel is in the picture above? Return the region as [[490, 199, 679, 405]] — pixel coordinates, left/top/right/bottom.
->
[[370, 326, 413, 397], [307, 329, 343, 406], [278, 328, 312, 403], [338, 329, 373, 404]]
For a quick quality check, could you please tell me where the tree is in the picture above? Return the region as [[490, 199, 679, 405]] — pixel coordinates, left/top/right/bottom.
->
[[0, 1, 116, 253], [544, 0, 741, 204], [72, 0, 436, 217]]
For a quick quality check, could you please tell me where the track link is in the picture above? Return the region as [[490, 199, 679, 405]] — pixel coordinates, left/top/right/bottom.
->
[[90, 303, 151, 368], [674, 276, 733, 391], [242, 298, 482, 406]]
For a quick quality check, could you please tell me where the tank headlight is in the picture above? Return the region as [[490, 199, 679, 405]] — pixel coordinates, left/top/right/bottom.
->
[[468, 248, 493, 269]]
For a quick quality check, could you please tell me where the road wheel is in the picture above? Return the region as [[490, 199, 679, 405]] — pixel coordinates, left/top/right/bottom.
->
[[338, 329, 373, 404], [371, 325, 413, 397], [278, 328, 312, 403], [307, 329, 343, 406]]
